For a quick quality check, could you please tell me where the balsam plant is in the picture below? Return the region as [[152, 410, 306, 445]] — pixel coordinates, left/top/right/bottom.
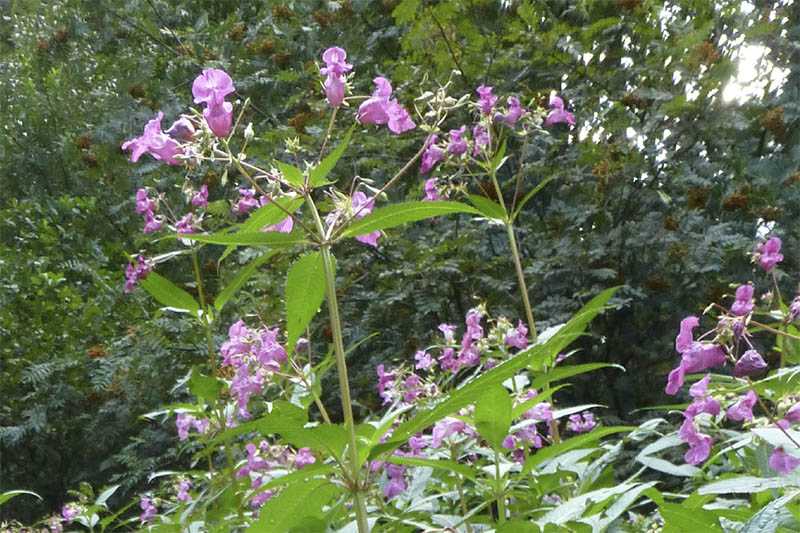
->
[[48, 47, 647, 532]]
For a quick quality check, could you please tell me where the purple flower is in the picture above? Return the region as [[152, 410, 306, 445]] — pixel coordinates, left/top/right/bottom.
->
[[755, 237, 783, 272], [430, 417, 468, 448], [438, 323, 457, 343], [357, 77, 415, 134], [234, 188, 260, 215], [320, 47, 352, 107], [176, 413, 195, 441], [567, 411, 597, 433], [447, 126, 468, 155], [476, 85, 497, 115], [666, 316, 726, 395], [472, 125, 490, 156], [136, 188, 155, 214], [726, 390, 758, 422], [790, 296, 800, 322], [678, 417, 713, 465], [122, 111, 182, 165], [402, 374, 423, 403], [383, 469, 407, 499], [376, 364, 396, 405], [191, 184, 209, 208], [263, 215, 294, 233], [294, 447, 316, 468], [769, 447, 800, 475], [496, 96, 525, 125], [544, 94, 576, 127], [124, 255, 152, 293], [176, 480, 192, 502], [139, 496, 157, 524], [165, 117, 196, 141], [192, 68, 235, 107], [675, 316, 699, 352], [250, 489, 274, 509], [785, 403, 800, 423], [733, 349, 767, 377], [61, 504, 80, 522], [351, 191, 381, 247], [176, 212, 196, 235], [420, 135, 444, 175], [731, 284, 754, 316], [505, 320, 529, 350], [685, 374, 720, 417], [524, 402, 554, 422], [414, 350, 434, 370], [143, 211, 163, 234], [423, 178, 441, 201], [203, 100, 233, 137]]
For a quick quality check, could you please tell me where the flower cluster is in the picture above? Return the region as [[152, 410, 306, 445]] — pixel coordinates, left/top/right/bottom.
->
[[235, 440, 316, 509], [220, 319, 288, 418], [124, 254, 152, 293], [139, 496, 157, 524], [175, 412, 210, 441]]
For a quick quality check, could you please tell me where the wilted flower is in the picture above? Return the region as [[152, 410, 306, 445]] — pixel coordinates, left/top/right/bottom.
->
[[165, 117, 196, 141]]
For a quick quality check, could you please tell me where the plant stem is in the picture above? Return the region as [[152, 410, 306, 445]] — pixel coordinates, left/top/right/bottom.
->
[[494, 449, 506, 523], [505, 223, 538, 343], [191, 249, 216, 376], [306, 194, 369, 532]]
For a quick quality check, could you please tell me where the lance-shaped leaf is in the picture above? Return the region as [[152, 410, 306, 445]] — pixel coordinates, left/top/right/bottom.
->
[[275, 161, 304, 188], [139, 273, 200, 315], [475, 385, 513, 450], [468, 194, 507, 221], [342, 201, 481, 238], [309, 125, 354, 187], [183, 231, 307, 247], [245, 477, 342, 533], [218, 196, 304, 261], [214, 251, 276, 311], [285, 251, 328, 354]]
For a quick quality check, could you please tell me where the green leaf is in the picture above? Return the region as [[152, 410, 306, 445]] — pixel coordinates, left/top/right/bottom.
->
[[215, 252, 276, 311], [204, 401, 307, 448], [512, 176, 555, 222], [385, 455, 477, 481], [94, 484, 120, 507], [219, 197, 305, 261], [279, 424, 349, 462], [139, 272, 200, 315], [275, 161, 304, 188], [468, 194, 507, 220], [252, 463, 335, 495], [475, 385, 513, 450], [342, 201, 481, 238], [371, 287, 619, 458], [309, 125, 353, 187], [699, 476, 800, 495], [741, 491, 800, 533], [0, 490, 41, 508], [182, 231, 307, 247], [659, 502, 723, 532], [392, 0, 421, 24], [523, 426, 634, 473], [529, 363, 624, 390], [245, 478, 341, 533], [188, 367, 223, 403], [285, 251, 327, 355]]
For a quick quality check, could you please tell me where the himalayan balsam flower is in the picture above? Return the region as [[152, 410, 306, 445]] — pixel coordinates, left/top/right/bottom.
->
[[678, 416, 713, 465], [567, 412, 597, 433], [191, 184, 209, 208], [439, 323, 457, 343], [665, 316, 726, 395], [731, 284, 754, 316], [234, 188, 260, 215], [685, 374, 720, 417], [414, 350, 434, 370], [165, 117, 195, 141], [726, 390, 758, 422], [357, 77, 415, 134], [383, 462, 407, 499], [789, 296, 800, 322], [176, 480, 192, 502], [420, 135, 444, 175], [121, 111, 182, 165], [423, 178, 441, 201], [136, 188, 155, 214], [203, 101, 234, 138], [472, 125, 490, 155], [544, 94, 575, 127], [351, 191, 381, 247], [505, 320, 529, 350], [320, 47, 352, 107], [769, 447, 800, 475], [476, 85, 497, 115], [733, 349, 767, 378], [124, 255, 152, 293], [61, 504, 80, 522], [447, 126, 468, 155], [496, 96, 525, 125], [294, 447, 316, 468], [755, 237, 783, 272], [192, 68, 235, 106], [139, 496, 157, 524], [175, 213, 196, 235]]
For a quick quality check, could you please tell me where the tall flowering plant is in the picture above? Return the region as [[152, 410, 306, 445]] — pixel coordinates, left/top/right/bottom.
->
[[54, 49, 654, 532]]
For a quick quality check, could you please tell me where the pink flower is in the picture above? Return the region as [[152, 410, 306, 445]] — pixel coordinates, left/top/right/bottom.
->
[[61, 504, 80, 522], [755, 237, 783, 272], [191, 184, 209, 208], [124, 255, 152, 293], [544, 94, 575, 127], [203, 100, 233, 137], [567, 412, 596, 433], [430, 417, 469, 448], [666, 316, 726, 395], [476, 85, 497, 115], [294, 447, 316, 468], [472, 125, 490, 156], [136, 188, 156, 214], [678, 417, 713, 465], [351, 191, 381, 247], [769, 447, 800, 475], [357, 77, 415, 134], [176, 480, 192, 502], [731, 284, 754, 316], [414, 350, 434, 370], [234, 188, 260, 215], [122, 111, 182, 165], [139, 496, 157, 524], [320, 47, 352, 107], [192, 68, 235, 106], [165, 117, 196, 141], [685, 374, 720, 417], [423, 178, 441, 201], [733, 349, 767, 377], [505, 320, 529, 350], [176, 213, 196, 235], [726, 390, 758, 422], [496, 96, 525, 125], [447, 126, 468, 155], [420, 135, 444, 175]]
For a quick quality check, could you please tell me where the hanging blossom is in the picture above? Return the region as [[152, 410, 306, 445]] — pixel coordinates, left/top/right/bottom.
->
[[423, 178, 442, 201], [350, 191, 381, 247], [357, 76, 415, 134], [448, 126, 468, 156], [192, 68, 235, 138], [730, 284, 754, 316], [165, 117, 195, 141], [495, 96, 525, 125], [665, 316, 726, 395], [472, 125, 490, 156], [567, 412, 597, 433], [320, 46, 352, 107], [420, 134, 445, 175], [139, 496, 157, 524], [135, 188, 163, 234], [124, 255, 152, 293], [439, 308, 485, 373], [769, 447, 800, 475], [733, 349, 767, 378], [176, 480, 192, 502], [61, 503, 82, 523], [476, 85, 498, 115], [175, 212, 198, 235], [122, 111, 183, 165], [191, 184, 209, 208], [754, 236, 783, 272], [544, 94, 575, 127], [505, 320, 529, 350], [726, 390, 758, 422], [220, 320, 288, 418], [175, 413, 211, 441], [502, 390, 552, 463], [233, 187, 263, 215]]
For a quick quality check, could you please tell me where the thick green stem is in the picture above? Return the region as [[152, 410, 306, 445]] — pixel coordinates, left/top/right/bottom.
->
[[505, 223, 537, 343], [319, 244, 369, 532], [494, 449, 506, 523], [192, 249, 216, 376]]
